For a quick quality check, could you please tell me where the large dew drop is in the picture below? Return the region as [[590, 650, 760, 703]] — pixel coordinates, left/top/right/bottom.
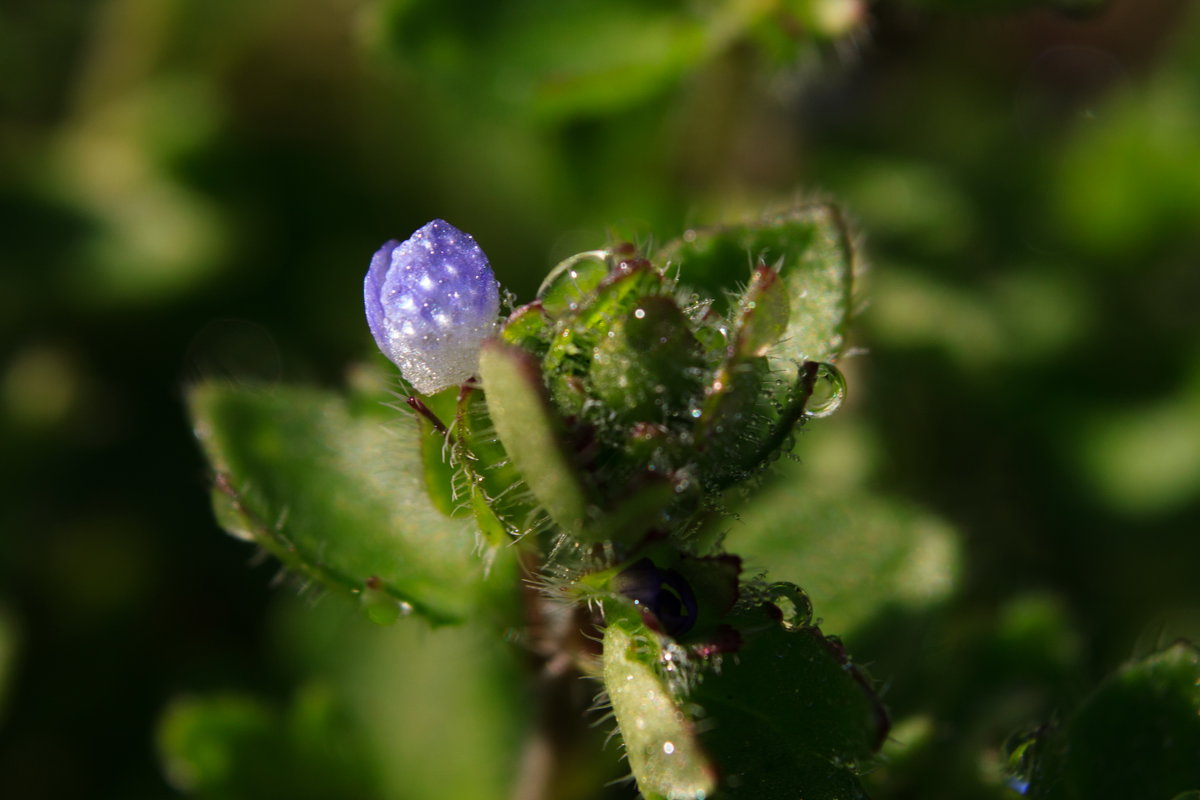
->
[[767, 582, 814, 630], [805, 362, 846, 419]]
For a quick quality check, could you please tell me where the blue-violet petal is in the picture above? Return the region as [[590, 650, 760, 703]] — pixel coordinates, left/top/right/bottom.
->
[[365, 219, 500, 394]]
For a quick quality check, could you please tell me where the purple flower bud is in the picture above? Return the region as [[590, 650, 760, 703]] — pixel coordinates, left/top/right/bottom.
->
[[365, 219, 500, 394]]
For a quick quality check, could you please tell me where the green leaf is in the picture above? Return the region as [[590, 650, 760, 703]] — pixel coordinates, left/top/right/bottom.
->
[[688, 607, 886, 797], [591, 295, 703, 421], [657, 204, 857, 365], [716, 484, 961, 637], [188, 382, 487, 624], [413, 388, 464, 520], [373, 0, 712, 120], [540, 260, 665, 417], [603, 599, 885, 799], [695, 360, 821, 491], [734, 264, 790, 358], [158, 684, 382, 800], [1021, 641, 1200, 800], [453, 386, 540, 542], [273, 599, 540, 800], [498, 302, 553, 359], [602, 605, 717, 800], [477, 340, 591, 537]]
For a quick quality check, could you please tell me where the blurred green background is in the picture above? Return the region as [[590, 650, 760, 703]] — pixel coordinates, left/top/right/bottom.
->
[[2, 0, 1199, 797]]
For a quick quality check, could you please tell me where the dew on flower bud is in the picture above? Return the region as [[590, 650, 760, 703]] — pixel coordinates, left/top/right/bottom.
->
[[537, 250, 608, 315], [364, 219, 500, 394]]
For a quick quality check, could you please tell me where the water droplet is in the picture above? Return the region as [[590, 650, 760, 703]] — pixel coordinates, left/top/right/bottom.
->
[[634, 308, 646, 319], [805, 362, 846, 419], [1003, 726, 1045, 789], [361, 576, 411, 625], [768, 582, 813, 630], [662, 741, 675, 754]]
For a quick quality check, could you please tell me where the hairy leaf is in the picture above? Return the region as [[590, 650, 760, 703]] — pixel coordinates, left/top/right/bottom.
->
[[657, 204, 857, 366], [602, 606, 716, 800], [188, 382, 488, 624], [478, 339, 591, 537], [603, 599, 885, 799]]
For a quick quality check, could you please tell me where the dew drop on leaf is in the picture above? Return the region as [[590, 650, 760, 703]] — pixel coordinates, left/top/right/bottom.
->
[[805, 362, 846, 419], [768, 582, 814, 630]]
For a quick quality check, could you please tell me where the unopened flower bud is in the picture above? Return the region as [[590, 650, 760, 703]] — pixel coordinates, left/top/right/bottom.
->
[[364, 219, 500, 394]]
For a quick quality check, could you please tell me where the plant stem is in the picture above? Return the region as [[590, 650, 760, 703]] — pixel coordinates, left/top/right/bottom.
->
[[509, 553, 601, 800]]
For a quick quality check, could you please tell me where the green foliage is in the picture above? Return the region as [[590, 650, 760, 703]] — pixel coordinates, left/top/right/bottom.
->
[[477, 340, 591, 538], [188, 383, 506, 624], [690, 611, 886, 797], [8, 1, 1199, 798], [602, 609, 716, 800], [368, 0, 860, 122], [186, 206, 876, 797], [296, 606, 535, 800], [601, 588, 886, 799], [158, 685, 382, 800], [721, 480, 961, 636], [1013, 642, 1200, 800], [656, 205, 858, 367]]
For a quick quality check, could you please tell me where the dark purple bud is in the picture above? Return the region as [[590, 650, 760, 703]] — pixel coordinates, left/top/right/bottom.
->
[[613, 558, 699, 637]]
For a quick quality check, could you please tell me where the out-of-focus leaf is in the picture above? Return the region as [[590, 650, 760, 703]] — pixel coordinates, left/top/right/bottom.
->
[[901, 0, 1102, 12], [54, 78, 230, 306], [369, 0, 875, 121], [270, 596, 540, 800], [1053, 81, 1200, 259], [369, 0, 736, 121], [1019, 641, 1200, 800], [1076, 364, 1200, 517], [158, 684, 382, 800], [717, 484, 961, 637], [188, 382, 488, 624], [657, 204, 857, 366], [0, 604, 16, 722]]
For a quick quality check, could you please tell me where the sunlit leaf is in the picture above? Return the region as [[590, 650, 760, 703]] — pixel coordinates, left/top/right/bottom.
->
[[188, 382, 488, 624], [478, 340, 590, 537], [657, 204, 857, 366]]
